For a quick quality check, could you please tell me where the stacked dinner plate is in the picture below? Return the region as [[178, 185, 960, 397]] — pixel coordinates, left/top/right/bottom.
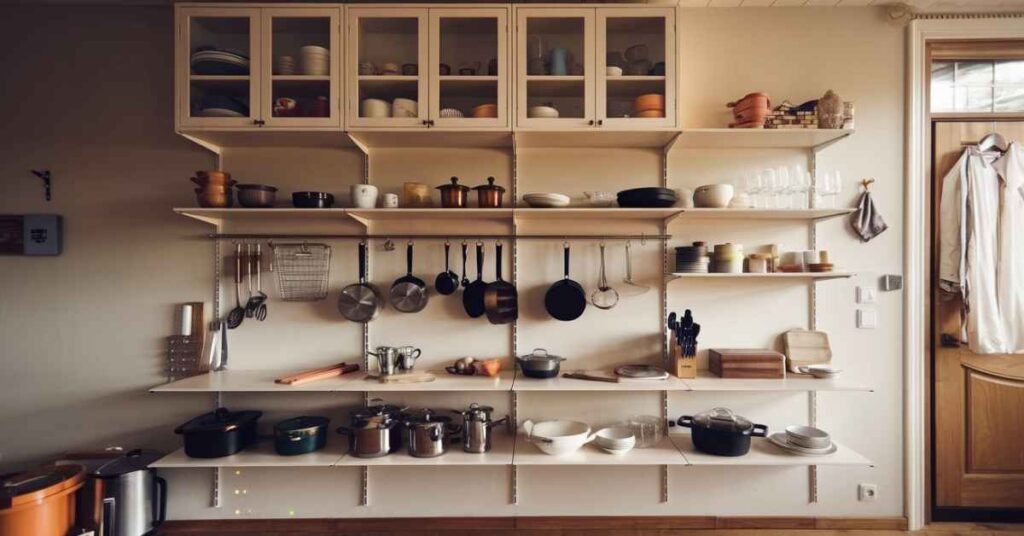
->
[[675, 242, 709, 273], [300, 45, 329, 76], [191, 47, 249, 76], [193, 95, 249, 118], [768, 425, 837, 456]]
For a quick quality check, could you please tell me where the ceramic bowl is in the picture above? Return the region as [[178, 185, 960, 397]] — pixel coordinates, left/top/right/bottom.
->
[[784, 425, 831, 449], [606, 66, 624, 76], [472, 103, 498, 118], [392, 98, 418, 118], [798, 364, 841, 379], [523, 193, 570, 208], [634, 109, 664, 118], [633, 94, 665, 114], [584, 191, 615, 207], [361, 98, 390, 118], [439, 108, 464, 118], [523, 420, 595, 456], [527, 106, 559, 119], [595, 427, 636, 453], [693, 184, 734, 208]]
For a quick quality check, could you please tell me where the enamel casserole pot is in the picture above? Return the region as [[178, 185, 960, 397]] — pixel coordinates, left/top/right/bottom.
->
[[677, 407, 767, 457], [274, 416, 330, 456], [174, 407, 262, 458]]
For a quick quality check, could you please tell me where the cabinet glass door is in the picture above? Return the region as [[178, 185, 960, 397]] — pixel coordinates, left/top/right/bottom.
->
[[262, 8, 341, 128], [347, 8, 428, 128], [516, 8, 594, 128], [179, 8, 260, 128], [429, 8, 509, 129], [597, 8, 675, 129]]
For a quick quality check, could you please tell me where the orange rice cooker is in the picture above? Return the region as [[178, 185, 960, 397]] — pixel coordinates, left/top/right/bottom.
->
[[0, 464, 85, 536]]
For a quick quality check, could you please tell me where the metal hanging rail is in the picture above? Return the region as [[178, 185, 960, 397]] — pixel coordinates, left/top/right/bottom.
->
[[205, 233, 672, 241]]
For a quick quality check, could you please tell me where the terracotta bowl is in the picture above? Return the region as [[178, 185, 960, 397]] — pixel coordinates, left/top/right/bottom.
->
[[472, 103, 498, 118], [633, 93, 665, 114], [634, 109, 665, 118]]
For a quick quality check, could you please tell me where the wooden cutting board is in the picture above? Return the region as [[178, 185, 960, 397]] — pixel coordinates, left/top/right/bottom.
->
[[782, 329, 832, 373]]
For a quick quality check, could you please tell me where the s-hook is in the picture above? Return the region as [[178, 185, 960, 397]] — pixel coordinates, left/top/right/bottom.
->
[[30, 170, 52, 201]]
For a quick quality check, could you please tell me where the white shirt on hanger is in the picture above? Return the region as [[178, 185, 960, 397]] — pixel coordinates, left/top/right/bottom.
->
[[995, 142, 1024, 353]]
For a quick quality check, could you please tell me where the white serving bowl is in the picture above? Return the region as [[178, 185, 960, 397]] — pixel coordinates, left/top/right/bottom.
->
[[527, 105, 559, 119], [595, 427, 636, 452], [523, 420, 595, 456], [523, 193, 570, 208], [784, 425, 831, 449], [392, 98, 418, 118], [693, 184, 734, 208], [361, 98, 390, 118], [798, 364, 841, 379]]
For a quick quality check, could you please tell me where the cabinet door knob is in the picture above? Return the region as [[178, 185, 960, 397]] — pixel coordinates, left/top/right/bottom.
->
[[588, 120, 595, 126], [597, 119, 604, 127]]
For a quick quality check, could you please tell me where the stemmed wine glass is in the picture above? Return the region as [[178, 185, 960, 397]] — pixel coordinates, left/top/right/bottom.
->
[[776, 166, 792, 209], [745, 174, 764, 208], [762, 168, 778, 208]]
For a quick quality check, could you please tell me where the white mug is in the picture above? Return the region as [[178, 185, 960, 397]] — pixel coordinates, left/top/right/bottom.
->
[[383, 193, 399, 208], [351, 184, 379, 209]]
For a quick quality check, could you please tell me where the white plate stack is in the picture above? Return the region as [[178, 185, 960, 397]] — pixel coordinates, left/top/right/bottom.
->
[[768, 425, 837, 456], [300, 45, 329, 76], [276, 55, 296, 75]]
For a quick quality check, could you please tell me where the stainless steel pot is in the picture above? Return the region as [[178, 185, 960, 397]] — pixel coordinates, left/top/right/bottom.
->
[[516, 348, 566, 379], [77, 449, 167, 536], [453, 403, 508, 453], [338, 404, 404, 458], [405, 410, 460, 458]]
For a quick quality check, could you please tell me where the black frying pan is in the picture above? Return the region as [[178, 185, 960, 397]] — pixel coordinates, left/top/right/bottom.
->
[[434, 242, 460, 295], [463, 242, 487, 318], [484, 242, 518, 325], [545, 243, 586, 321]]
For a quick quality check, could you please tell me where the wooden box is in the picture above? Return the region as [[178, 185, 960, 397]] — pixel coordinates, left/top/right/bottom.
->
[[708, 349, 785, 379]]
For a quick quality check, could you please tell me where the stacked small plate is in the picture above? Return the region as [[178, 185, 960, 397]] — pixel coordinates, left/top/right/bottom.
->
[[300, 45, 329, 76], [523, 193, 570, 208], [768, 425, 836, 456], [276, 55, 296, 75], [595, 427, 635, 455], [675, 242, 709, 273], [193, 95, 249, 118], [191, 47, 249, 76]]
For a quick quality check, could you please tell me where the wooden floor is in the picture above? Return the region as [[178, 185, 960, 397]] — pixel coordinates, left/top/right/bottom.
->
[[156, 520, 1024, 535]]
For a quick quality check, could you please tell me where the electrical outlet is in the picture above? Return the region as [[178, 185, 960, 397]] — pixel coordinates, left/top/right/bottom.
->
[[857, 309, 878, 329], [856, 286, 877, 304], [858, 483, 878, 502]]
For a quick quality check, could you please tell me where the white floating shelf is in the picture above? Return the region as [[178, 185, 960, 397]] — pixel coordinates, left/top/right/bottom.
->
[[149, 369, 360, 393], [513, 372, 689, 392], [673, 208, 855, 222], [173, 207, 351, 227], [685, 372, 871, 392], [337, 432, 515, 467], [347, 129, 513, 149], [675, 128, 853, 149], [513, 435, 686, 466], [667, 272, 854, 282], [514, 130, 680, 149], [344, 371, 516, 392], [670, 435, 873, 466], [177, 129, 356, 153], [344, 208, 512, 225], [150, 441, 347, 468], [513, 207, 681, 222]]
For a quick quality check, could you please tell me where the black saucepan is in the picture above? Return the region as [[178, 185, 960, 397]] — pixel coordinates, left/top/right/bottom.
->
[[389, 242, 428, 313], [463, 243, 487, 318], [544, 243, 586, 321], [434, 242, 460, 295], [484, 242, 518, 325], [677, 407, 767, 457]]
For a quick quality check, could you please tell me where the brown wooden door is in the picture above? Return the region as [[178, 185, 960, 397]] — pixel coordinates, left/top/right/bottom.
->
[[932, 120, 1024, 510]]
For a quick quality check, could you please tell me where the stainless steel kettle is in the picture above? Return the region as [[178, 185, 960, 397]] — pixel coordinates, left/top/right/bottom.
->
[[453, 403, 508, 453], [77, 449, 166, 536]]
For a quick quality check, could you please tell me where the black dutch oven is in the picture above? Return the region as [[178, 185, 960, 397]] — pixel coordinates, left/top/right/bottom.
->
[[175, 408, 262, 459], [677, 407, 767, 457], [274, 416, 330, 456]]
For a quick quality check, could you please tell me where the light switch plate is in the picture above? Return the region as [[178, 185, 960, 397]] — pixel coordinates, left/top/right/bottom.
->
[[856, 286, 877, 304], [857, 309, 878, 329]]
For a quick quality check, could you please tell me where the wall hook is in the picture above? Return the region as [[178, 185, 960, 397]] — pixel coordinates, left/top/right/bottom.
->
[[30, 170, 52, 202], [860, 178, 875, 191]]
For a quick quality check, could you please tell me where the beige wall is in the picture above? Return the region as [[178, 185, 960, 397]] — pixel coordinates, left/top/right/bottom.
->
[[0, 5, 904, 519]]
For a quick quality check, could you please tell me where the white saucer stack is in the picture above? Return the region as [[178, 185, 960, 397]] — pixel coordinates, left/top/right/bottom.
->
[[300, 46, 329, 76]]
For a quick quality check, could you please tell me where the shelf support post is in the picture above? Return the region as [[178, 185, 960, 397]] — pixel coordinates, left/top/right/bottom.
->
[[511, 390, 519, 505], [807, 212, 820, 504], [361, 466, 369, 506]]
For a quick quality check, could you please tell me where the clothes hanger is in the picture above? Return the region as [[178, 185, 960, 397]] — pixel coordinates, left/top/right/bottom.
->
[[977, 133, 1008, 154]]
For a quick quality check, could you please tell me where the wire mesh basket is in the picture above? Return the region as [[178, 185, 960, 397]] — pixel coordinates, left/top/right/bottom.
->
[[272, 243, 331, 301]]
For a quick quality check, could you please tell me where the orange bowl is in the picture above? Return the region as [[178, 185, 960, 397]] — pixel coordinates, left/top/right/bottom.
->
[[633, 93, 665, 114], [634, 109, 665, 118], [472, 103, 498, 118]]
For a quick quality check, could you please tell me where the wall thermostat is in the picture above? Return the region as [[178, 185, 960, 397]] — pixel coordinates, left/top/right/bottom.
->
[[0, 214, 63, 256]]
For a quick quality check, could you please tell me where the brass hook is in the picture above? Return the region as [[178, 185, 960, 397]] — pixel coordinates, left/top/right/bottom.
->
[[861, 178, 875, 191]]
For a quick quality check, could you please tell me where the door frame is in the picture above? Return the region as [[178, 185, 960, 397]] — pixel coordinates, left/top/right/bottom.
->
[[906, 15, 1024, 531]]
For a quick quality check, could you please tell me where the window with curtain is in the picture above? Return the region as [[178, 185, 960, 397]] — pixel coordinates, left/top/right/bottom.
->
[[931, 60, 1024, 113]]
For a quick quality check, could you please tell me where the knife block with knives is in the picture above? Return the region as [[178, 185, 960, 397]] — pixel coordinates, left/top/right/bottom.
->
[[668, 310, 699, 379]]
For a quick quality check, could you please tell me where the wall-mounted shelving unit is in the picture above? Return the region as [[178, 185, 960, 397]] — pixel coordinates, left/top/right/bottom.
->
[[168, 1, 869, 516]]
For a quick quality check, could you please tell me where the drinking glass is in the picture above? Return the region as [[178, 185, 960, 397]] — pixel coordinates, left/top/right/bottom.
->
[[793, 168, 811, 209], [776, 166, 792, 209], [830, 170, 843, 208], [762, 168, 778, 208], [745, 174, 764, 208]]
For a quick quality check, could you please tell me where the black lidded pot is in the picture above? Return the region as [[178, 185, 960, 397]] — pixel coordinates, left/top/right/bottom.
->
[[174, 408, 262, 459], [273, 416, 330, 456], [677, 407, 767, 457]]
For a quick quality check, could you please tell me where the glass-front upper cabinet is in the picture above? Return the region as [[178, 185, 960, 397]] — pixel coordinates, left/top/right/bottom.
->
[[429, 8, 509, 129], [178, 7, 261, 128], [597, 8, 675, 128], [261, 8, 341, 128], [347, 8, 429, 128], [516, 8, 595, 129]]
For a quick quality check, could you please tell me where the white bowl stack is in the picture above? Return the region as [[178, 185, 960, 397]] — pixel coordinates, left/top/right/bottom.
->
[[276, 55, 296, 75], [300, 45, 329, 76], [595, 427, 636, 455]]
